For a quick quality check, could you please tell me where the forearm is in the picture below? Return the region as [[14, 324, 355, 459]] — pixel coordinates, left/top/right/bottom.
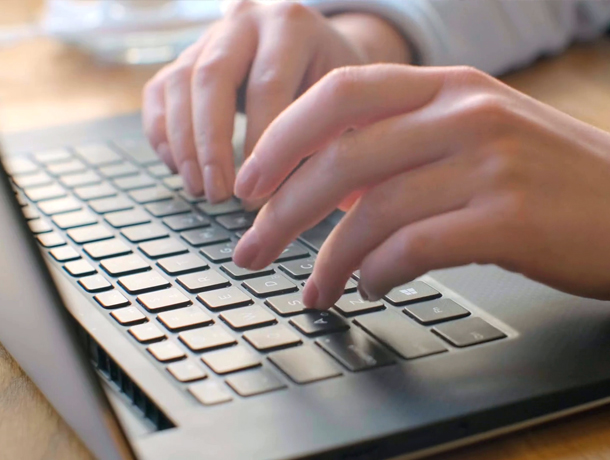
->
[[329, 13, 412, 65]]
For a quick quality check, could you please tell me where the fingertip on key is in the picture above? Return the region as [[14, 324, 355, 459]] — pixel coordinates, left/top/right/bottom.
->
[[181, 159, 204, 196], [302, 278, 320, 309], [233, 226, 261, 269], [204, 164, 231, 203], [234, 155, 261, 200]]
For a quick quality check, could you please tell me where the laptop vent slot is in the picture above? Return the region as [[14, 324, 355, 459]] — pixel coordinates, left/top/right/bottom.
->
[[76, 326, 174, 431]]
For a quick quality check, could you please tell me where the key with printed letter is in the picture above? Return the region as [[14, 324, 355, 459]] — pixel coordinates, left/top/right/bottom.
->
[[384, 281, 441, 306], [404, 299, 470, 325], [200, 242, 236, 263], [140, 238, 188, 259], [137, 287, 191, 312], [163, 213, 210, 232], [220, 262, 274, 280], [334, 293, 385, 317], [220, 305, 277, 330], [157, 306, 213, 331], [181, 227, 230, 247], [197, 287, 253, 311], [157, 253, 208, 275], [289, 311, 349, 336], [83, 239, 131, 260], [432, 317, 507, 347], [177, 270, 230, 293], [101, 254, 150, 277], [118, 271, 171, 294], [265, 293, 307, 316], [179, 325, 236, 352], [279, 258, 315, 280], [242, 274, 298, 298]]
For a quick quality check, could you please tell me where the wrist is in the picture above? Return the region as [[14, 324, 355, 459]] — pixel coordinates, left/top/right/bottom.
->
[[329, 13, 413, 65]]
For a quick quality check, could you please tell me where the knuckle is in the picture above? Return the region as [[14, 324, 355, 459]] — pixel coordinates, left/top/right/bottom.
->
[[462, 93, 511, 127], [322, 66, 362, 102], [165, 62, 193, 89], [480, 139, 526, 190], [323, 136, 354, 172], [447, 65, 494, 87], [272, 2, 313, 22], [191, 55, 227, 87], [248, 68, 289, 98]]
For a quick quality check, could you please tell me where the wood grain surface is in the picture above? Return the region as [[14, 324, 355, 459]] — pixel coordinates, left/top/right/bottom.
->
[[1, 1, 610, 459]]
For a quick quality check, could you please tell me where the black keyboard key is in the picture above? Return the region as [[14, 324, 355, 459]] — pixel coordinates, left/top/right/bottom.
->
[[118, 271, 171, 294], [129, 185, 173, 204], [316, 330, 395, 371], [38, 196, 81, 215], [220, 262, 274, 280], [50, 246, 80, 262], [111, 307, 146, 325], [216, 212, 255, 231], [13, 171, 53, 189], [129, 323, 166, 343], [145, 198, 190, 217], [29, 219, 53, 234], [279, 258, 315, 280], [269, 346, 342, 384], [197, 198, 242, 216], [181, 227, 230, 247], [157, 253, 208, 275], [114, 138, 159, 165], [179, 325, 236, 352], [199, 241, 236, 263], [78, 274, 112, 293], [197, 286, 253, 311], [99, 162, 139, 178], [137, 287, 191, 312], [167, 360, 207, 382], [89, 195, 134, 214], [220, 305, 276, 330], [226, 369, 286, 397], [404, 299, 470, 325], [265, 293, 307, 316], [95, 290, 130, 309], [121, 223, 168, 243], [113, 173, 156, 191], [37, 232, 66, 248], [64, 260, 96, 277], [354, 313, 447, 359], [60, 170, 102, 188], [163, 213, 210, 232], [147, 341, 186, 362], [53, 210, 97, 229], [201, 346, 260, 375], [74, 143, 122, 166], [162, 175, 183, 190], [101, 254, 150, 276], [47, 159, 87, 176], [290, 311, 349, 337], [243, 325, 302, 351], [433, 317, 507, 347], [105, 209, 150, 228], [68, 224, 113, 244], [384, 281, 441, 306], [74, 183, 116, 202], [157, 306, 213, 331], [334, 293, 385, 317], [188, 381, 232, 405], [83, 239, 131, 260], [242, 274, 298, 297], [24, 184, 66, 202], [33, 148, 72, 165], [177, 270, 230, 293], [275, 242, 309, 262], [140, 238, 188, 259]]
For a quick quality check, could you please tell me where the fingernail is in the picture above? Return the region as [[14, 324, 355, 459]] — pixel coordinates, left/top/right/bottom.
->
[[181, 159, 203, 196], [242, 196, 267, 212], [204, 164, 230, 203], [234, 155, 261, 200], [233, 226, 261, 269], [303, 278, 320, 309]]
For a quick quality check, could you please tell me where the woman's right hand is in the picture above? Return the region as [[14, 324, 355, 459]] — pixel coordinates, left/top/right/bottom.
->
[[142, 1, 410, 205]]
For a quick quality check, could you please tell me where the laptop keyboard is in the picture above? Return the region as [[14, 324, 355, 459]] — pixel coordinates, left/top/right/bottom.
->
[[3, 140, 508, 407]]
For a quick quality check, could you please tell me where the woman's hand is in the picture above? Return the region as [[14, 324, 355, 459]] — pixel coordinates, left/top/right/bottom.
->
[[232, 64, 610, 308], [142, 1, 410, 205]]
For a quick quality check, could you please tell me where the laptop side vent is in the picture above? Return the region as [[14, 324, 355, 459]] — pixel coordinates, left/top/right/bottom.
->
[[76, 326, 174, 431]]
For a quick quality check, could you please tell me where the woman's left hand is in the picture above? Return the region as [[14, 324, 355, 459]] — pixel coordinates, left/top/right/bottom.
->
[[231, 64, 610, 309]]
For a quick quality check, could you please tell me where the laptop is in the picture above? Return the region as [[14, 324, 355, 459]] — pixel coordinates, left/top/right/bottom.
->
[[2, 113, 610, 460]]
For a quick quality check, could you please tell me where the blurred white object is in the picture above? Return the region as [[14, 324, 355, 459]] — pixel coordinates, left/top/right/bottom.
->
[[41, 0, 223, 64]]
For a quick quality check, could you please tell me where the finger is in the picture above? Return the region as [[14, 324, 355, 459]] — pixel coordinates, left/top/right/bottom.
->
[[191, 10, 258, 203], [234, 64, 445, 200], [302, 155, 481, 309], [233, 106, 461, 270], [142, 36, 211, 173], [358, 208, 503, 301]]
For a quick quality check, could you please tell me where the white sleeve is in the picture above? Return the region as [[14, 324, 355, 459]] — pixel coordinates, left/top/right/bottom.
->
[[304, 0, 610, 75]]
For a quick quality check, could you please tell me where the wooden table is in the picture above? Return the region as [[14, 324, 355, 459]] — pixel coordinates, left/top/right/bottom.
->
[[2, 2, 610, 459]]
